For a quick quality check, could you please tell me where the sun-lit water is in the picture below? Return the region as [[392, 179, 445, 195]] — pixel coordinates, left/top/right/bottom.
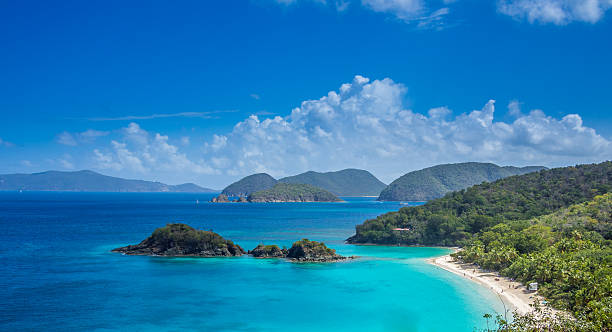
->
[[0, 192, 504, 331]]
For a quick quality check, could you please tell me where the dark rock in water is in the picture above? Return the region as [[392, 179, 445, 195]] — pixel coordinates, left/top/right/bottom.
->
[[287, 239, 350, 262], [211, 194, 230, 203], [248, 244, 288, 258], [112, 223, 245, 257]]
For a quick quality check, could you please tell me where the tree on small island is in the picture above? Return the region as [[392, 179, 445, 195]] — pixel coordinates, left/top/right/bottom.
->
[[112, 223, 245, 257]]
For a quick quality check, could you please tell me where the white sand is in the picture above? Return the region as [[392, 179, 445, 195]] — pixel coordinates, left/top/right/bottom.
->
[[426, 254, 547, 315]]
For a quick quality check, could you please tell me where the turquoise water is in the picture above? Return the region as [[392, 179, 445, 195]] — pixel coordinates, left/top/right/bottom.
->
[[0, 192, 504, 331]]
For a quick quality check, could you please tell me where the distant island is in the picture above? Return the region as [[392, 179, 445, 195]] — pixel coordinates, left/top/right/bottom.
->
[[247, 183, 343, 202], [221, 173, 278, 197], [213, 183, 342, 203], [220, 168, 386, 197], [0, 170, 217, 193], [279, 169, 386, 196], [112, 223, 245, 257], [378, 162, 546, 201]]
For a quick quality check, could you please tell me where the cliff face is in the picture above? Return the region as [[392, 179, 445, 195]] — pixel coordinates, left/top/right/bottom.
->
[[112, 223, 245, 257]]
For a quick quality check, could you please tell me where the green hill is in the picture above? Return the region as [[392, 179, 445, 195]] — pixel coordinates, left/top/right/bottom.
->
[[378, 162, 546, 201], [247, 183, 343, 202], [0, 170, 216, 192], [455, 194, 612, 330], [279, 169, 386, 196], [221, 173, 278, 196], [348, 161, 612, 246]]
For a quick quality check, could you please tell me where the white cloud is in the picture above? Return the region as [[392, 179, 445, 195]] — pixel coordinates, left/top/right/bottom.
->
[[56, 129, 109, 146], [498, 0, 612, 24], [362, 0, 424, 18], [89, 111, 235, 121], [250, 93, 261, 100], [93, 123, 216, 176], [0, 138, 15, 147], [200, 75, 611, 182]]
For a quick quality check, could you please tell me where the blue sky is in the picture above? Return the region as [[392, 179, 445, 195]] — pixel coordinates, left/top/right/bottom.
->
[[1, 0, 611, 188]]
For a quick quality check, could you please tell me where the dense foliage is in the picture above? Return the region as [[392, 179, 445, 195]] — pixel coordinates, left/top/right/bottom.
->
[[113, 223, 245, 256], [287, 239, 339, 259], [248, 244, 287, 257], [459, 194, 612, 330], [378, 162, 546, 201], [247, 183, 343, 202], [279, 169, 387, 196], [349, 162, 612, 246], [221, 173, 278, 196]]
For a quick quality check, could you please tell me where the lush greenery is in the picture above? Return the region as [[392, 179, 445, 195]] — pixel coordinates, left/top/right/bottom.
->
[[221, 173, 277, 196], [113, 223, 245, 256], [0, 170, 215, 192], [349, 162, 612, 246], [378, 162, 546, 201], [248, 244, 287, 257], [279, 168, 387, 196], [247, 183, 343, 202], [287, 238, 340, 260], [456, 194, 611, 330]]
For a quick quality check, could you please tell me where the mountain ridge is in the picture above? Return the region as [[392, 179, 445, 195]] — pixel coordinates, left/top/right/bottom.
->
[[378, 162, 547, 201], [0, 170, 216, 192]]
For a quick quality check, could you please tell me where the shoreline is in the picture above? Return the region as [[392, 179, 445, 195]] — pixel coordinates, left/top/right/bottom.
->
[[426, 253, 546, 315]]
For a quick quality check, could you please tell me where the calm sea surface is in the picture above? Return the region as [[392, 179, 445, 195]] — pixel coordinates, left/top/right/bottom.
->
[[0, 192, 504, 331]]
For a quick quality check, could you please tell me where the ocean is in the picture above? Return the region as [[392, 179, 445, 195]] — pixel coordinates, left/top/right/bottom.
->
[[0, 192, 504, 331]]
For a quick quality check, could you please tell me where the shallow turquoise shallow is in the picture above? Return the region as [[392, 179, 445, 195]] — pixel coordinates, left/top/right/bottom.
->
[[0, 192, 504, 331]]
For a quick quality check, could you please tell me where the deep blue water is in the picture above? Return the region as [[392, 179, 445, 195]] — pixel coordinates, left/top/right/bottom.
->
[[0, 192, 504, 331]]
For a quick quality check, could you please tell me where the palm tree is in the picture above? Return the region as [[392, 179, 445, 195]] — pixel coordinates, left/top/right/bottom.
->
[[483, 313, 492, 331]]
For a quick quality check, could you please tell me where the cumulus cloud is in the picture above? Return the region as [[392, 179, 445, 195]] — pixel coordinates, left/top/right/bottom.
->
[[498, 0, 612, 24], [93, 123, 215, 176], [200, 75, 611, 182]]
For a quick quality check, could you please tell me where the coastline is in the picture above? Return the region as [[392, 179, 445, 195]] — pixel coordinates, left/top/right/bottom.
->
[[426, 252, 547, 315]]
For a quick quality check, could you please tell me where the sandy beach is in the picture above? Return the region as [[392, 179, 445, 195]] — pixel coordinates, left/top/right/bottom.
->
[[427, 254, 548, 315]]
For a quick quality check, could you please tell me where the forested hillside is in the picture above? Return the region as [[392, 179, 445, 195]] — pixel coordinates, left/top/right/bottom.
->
[[221, 173, 277, 196], [456, 194, 612, 331], [378, 162, 545, 201], [279, 169, 386, 196], [348, 162, 612, 246]]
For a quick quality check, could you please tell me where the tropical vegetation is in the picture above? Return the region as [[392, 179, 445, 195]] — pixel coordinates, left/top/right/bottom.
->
[[348, 162, 612, 246], [247, 183, 343, 202]]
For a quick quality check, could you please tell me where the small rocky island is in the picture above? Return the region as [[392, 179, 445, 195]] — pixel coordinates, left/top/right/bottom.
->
[[113, 224, 351, 262], [211, 183, 343, 203], [112, 223, 245, 257], [250, 239, 353, 262]]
